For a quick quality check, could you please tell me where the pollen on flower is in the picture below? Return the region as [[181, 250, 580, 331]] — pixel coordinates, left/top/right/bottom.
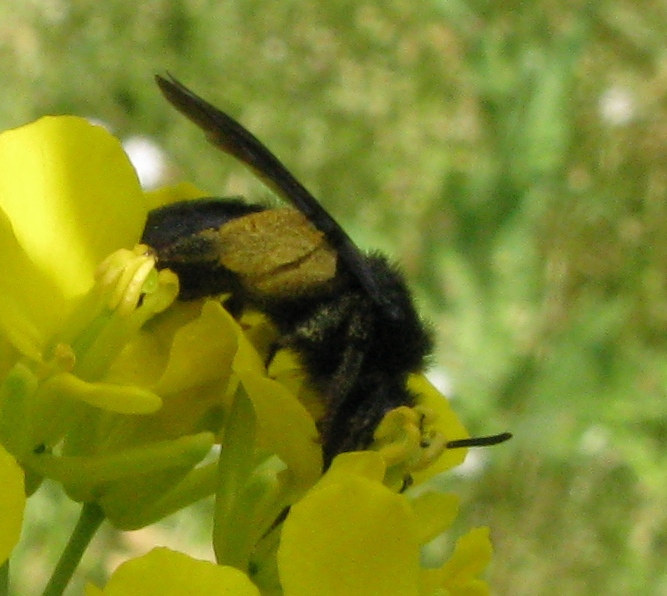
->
[[371, 405, 448, 488], [36, 342, 77, 381], [50, 343, 76, 372], [372, 406, 422, 466], [96, 245, 163, 316], [413, 406, 448, 472], [57, 243, 179, 384]]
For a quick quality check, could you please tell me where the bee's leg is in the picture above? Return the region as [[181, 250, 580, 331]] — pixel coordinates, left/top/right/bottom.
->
[[323, 306, 370, 409], [281, 295, 382, 466], [280, 294, 371, 397]]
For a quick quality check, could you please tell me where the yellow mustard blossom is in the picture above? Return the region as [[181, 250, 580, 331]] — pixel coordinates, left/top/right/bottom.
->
[[277, 451, 489, 596], [0, 116, 146, 355], [0, 117, 218, 529], [0, 115, 494, 595], [0, 116, 324, 533]]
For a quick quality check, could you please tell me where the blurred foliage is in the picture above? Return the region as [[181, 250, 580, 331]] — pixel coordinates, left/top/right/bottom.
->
[[3, 0, 667, 593]]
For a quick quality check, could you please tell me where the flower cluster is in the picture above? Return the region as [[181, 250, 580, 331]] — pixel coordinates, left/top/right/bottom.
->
[[0, 116, 494, 595]]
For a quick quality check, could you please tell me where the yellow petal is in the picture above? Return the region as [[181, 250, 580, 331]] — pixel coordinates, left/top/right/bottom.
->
[[422, 527, 492, 596], [155, 301, 237, 395], [0, 116, 147, 348], [236, 309, 279, 366], [318, 450, 387, 489], [279, 457, 420, 596], [0, 207, 67, 356], [238, 372, 322, 493], [0, 444, 25, 564], [98, 547, 260, 595], [232, 321, 270, 377], [0, 116, 146, 300], [268, 349, 325, 423], [411, 491, 460, 546]]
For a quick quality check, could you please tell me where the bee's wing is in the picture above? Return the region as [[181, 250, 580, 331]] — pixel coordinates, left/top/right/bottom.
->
[[155, 74, 401, 320]]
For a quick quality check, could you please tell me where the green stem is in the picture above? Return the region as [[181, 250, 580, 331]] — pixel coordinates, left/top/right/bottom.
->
[[0, 560, 9, 596], [42, 503, 105, 596]]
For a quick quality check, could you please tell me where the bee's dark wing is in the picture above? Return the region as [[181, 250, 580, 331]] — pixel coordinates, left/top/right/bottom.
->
[[155, 74, 401, 320]]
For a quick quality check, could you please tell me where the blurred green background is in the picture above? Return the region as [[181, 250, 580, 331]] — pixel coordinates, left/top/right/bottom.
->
[[2, 0, 667, 594]]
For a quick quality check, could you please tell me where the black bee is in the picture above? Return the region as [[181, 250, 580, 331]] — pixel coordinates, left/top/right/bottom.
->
[[143, 75, 510, 467]]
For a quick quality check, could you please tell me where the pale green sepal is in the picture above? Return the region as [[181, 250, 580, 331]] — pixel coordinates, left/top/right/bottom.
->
[[100, 460, 212, 530], [214, 386, 258, 569], [238, 371, 322, 498], [108, 462, 218, 530], [214, 386, 297, 573], [217, 455, 290, 573], [24, 431, 214, 503]]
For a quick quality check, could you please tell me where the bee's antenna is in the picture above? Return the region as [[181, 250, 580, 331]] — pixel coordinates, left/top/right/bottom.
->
[[446, 431, 512, 449]]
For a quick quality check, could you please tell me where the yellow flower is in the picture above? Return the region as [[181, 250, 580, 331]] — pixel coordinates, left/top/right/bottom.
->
[[276, 451, 490, 596], [0, 118, 217, 527], [0, 116, 322, 533], [0, 116, 146, 358]]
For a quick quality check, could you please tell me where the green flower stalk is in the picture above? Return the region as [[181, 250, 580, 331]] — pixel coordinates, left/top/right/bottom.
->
[[0, 116, 495, 595]]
